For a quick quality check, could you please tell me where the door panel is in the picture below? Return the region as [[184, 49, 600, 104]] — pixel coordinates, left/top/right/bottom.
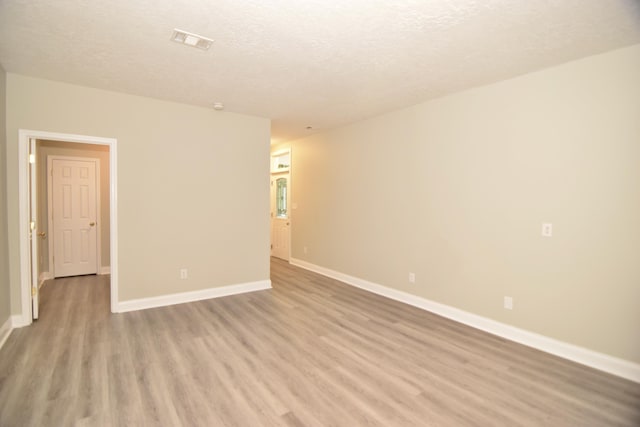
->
[[270, 175, 290, 260], [52, 159, 98, 277]]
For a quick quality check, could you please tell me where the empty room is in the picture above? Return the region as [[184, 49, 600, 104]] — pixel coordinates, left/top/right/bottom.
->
[[1, 1, 639, 426]]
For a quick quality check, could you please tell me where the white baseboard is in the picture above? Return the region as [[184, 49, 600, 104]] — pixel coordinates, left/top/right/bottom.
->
[[11, 314, 30, 328], [117, 279, 272, 313], [0, 314, 31, 348], [39, 268, 110, 278], [290, 257, 640, 383], [0, 316, 12, 350], [39, 271, 53, 288]]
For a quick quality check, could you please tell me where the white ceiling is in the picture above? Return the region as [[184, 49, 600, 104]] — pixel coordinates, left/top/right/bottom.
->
[[1, 0, 639, 143]]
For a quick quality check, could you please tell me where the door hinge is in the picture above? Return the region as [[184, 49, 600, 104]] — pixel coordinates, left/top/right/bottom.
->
[[270, 244, 273, 249], [32, 286, 37, 297]]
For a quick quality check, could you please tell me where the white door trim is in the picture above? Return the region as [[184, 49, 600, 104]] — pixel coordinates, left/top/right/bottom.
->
[[29, 138, 38, 319], [18, 130, 119, 325], [47, 155, 102, 278]]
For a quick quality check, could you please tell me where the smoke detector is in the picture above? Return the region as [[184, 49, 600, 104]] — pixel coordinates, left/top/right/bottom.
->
[[171, 29, 213, 50], [213, 102, 224, 111]]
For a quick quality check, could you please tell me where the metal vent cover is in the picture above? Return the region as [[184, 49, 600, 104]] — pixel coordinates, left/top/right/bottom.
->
[[171, 29, 213, 50]]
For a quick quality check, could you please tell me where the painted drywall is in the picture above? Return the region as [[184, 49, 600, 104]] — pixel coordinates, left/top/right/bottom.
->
[[288, 44, 640, 364], [0, 66, 10, 327], [5, 74, 270, 310], [36, 140, 111, 276]]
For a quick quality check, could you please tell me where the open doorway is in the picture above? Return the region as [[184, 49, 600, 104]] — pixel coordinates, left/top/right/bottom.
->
[[18, 130, 118, 326]]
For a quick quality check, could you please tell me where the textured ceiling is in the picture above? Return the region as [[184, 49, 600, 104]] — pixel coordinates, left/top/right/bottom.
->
[[1, 0, 639, 143]]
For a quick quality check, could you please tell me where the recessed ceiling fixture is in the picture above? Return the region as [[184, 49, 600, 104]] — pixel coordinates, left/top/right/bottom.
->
[[213, 102, 224, 111], [171, 29, 213, 50]]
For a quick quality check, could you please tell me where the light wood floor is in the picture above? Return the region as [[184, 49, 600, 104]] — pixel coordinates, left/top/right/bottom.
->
[[1, 258, 639, 426]]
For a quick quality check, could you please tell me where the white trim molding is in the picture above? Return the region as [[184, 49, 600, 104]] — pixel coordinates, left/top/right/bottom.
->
[[99, 266, 111, 275], [11, 315, 30, 328], [0, 314, 34, 350], [38, 271, 53, 288], [290, 257, 640, 384], [18, 129, 118, 323], [117, 279, 272, 313], [0, 317, 12, 350]]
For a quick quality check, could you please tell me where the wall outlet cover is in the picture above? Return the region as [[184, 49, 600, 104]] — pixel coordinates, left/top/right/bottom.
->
[[504, 296, 513, 310]]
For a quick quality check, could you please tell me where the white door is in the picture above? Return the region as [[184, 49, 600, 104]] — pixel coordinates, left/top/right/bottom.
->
[[29, 138, 39, 319], [52, 159, 98, 277], [270, 175, 290, 260]]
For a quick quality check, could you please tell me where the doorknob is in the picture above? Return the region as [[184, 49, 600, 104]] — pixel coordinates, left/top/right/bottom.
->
[[37, 231, 47, 238], [89, 222, 96, 227]]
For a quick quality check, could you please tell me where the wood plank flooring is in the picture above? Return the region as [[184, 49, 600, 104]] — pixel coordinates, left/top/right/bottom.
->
[[1, 258, 639, 426]]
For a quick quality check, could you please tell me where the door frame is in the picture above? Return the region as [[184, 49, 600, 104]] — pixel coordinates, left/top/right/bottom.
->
[[18, 129, 119, 325], [47, 155, 102, 278], [29, 138, 38, 319]]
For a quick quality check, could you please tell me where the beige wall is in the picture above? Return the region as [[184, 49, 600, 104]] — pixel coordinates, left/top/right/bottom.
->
[[0, 66, 10, 326], [36, 141, 111, 275], [287, 44, 640, 363], [6, 74, 270, 309]]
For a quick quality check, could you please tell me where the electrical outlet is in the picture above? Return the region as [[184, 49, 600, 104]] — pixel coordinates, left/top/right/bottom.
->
[[504, 296, 513, 310], [542, 223, 553, 237], [409, 272, 416, 283], [180, 268, 188, 279]]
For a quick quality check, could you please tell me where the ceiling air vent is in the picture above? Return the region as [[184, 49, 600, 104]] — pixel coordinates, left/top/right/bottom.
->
[[171, 29, 213, 50]]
